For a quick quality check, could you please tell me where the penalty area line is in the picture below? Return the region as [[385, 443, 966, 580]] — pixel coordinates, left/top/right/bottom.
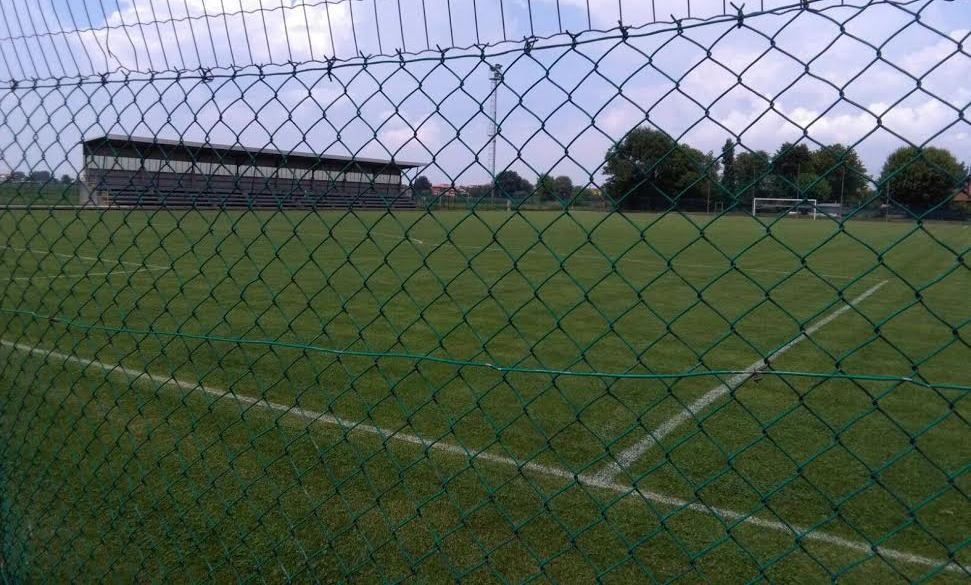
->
[[594, 279, 889, 483], [1, 332, 965, 575]]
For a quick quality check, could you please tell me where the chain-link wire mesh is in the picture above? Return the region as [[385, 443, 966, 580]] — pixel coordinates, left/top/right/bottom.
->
[[0, 0, 969, 581]]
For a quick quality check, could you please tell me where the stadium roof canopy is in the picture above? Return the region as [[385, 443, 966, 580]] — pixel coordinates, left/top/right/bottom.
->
[[83, 135, 423, 170]]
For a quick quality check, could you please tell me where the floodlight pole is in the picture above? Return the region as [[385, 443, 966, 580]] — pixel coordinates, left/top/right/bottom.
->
[[488, 64, 503, 206]]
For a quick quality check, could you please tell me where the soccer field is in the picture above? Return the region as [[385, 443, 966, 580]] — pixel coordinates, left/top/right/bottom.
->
[[0, 209, 967, 582]]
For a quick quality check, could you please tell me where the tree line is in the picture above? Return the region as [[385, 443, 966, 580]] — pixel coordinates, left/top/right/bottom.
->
[[601, 128, 968, 212], [414, 170, 598, 204], [414, 128, 968, 214], [2, 171, 78, 185]]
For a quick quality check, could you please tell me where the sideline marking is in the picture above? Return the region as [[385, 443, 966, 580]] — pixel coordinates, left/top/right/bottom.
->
[[3, 328, 965, 575], [0, 266, 166, 283], [593, 279, 889, 483], [0, 244, 168, 270]]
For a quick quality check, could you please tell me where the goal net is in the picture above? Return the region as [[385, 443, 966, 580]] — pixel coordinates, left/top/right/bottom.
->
[[815, 202, 843, 219], [752, 197, 819, 219]]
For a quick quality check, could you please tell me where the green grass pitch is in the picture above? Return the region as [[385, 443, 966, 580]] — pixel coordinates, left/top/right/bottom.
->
[[0, 209, 967, 582]]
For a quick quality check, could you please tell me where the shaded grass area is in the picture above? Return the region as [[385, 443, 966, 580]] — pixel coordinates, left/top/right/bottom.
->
[[0, 209, 968, 581]]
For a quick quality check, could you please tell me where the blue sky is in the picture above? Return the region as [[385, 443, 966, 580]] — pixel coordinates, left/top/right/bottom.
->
[[1, 0, 969, 186]]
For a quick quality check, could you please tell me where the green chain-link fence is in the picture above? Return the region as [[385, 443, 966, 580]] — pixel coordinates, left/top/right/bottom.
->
[[0, 0, 969, 581]]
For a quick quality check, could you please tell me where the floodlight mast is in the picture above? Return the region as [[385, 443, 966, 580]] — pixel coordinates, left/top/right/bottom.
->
[[488, 64, 503, 203]]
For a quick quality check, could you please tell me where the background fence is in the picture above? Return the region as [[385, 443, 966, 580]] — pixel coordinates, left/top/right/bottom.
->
[[0, 0, 969, 582]]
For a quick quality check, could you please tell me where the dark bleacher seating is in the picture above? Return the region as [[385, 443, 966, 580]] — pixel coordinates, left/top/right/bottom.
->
[[91, 172, 419, 210]]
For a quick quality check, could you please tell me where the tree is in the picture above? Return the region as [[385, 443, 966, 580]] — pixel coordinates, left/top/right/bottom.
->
[[413, 175, 432, 194], [811, 144, 867, 204], [721, 139, 737, 196], [797, 173, 832, 202], [10, 171, 25, 182], [552, 175, 574, 201], [603, 128, 716, 210], [60, 174, 74, 185], [466, 184, 493, 199], [536, 174, 574, 202], [733, 150, 772, 207], [879, 146, 968, 211], [536, 174, 555, 201], [29, 170, 51, 183], [773, 142, 813, 197], [494, 169, 533, 199]]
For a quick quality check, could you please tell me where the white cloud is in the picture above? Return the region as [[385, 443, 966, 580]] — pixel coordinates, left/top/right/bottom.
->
[[69, 0, 352, 76]]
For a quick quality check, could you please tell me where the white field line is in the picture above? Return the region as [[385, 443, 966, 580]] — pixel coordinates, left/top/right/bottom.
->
[[0, 266, 167, 283], [594, 279, 889, 483], [2, 334, 965, 575], [0, 244, 168, 271], [370, 230, 424, 245], [593, 253, 858, 281]]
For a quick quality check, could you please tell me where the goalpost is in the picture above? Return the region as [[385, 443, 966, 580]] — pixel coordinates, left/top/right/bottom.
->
[[752, 197, 818, 220]]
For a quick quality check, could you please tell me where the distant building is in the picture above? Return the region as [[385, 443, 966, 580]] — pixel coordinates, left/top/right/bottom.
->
[[954, 180, 971, 209], [80, 135, 422, 209]]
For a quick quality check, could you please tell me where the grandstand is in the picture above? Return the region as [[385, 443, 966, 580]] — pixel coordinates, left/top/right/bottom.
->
[[80, 135, 421, 209]]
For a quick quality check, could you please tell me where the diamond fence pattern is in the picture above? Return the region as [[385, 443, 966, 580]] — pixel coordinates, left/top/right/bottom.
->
[[0, 0, 968, 582]]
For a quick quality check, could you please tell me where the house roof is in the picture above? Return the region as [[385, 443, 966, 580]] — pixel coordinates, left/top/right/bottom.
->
[[954, 179, 971, 202]]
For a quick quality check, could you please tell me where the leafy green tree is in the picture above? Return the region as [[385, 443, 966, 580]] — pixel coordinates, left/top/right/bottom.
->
[[603, 128, 716, 210], [879, 146, 968, 211], [811, 144, 867, 203], [773, 142, 813, 197], [536, 174, 555, 200], [413, 175, 432, 194], [721, 139, 737, 197], [733, 150, 772, 206], [552, 176, 574, 200], [29, 170, 51, 183], [798, 173, 832, 202], [494, 170, 533, 198], [466, 184, 492, 199], [60, 174, 74, 185]]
